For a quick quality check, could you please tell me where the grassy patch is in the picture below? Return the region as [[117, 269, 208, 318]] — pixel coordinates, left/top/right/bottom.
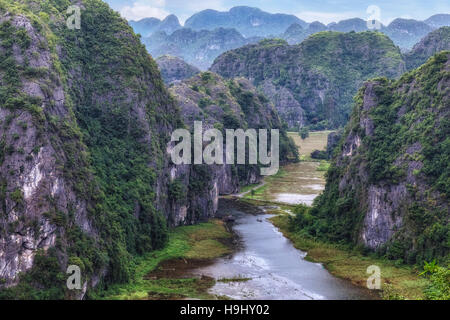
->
[[92, 220, 232, 300], [316, 161, 330, 172], [288, 131, 333, 159], [239, 183, 261, 194], [269, 214, 430, 300], [218, 277, 252, 283]]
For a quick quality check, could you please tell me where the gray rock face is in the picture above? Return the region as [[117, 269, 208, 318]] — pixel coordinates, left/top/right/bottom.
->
[[156, 55, 200, 84], [405, 26, 450, 70], [320, 53, 449, 261], [164, 72, 297, 217], [260, 80, 305, 128], [0, 14, 95, 288]]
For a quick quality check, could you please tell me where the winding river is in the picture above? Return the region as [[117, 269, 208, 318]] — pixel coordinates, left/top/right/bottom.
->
[[190, 197, 373, 300], [190, 132, 375, 300]]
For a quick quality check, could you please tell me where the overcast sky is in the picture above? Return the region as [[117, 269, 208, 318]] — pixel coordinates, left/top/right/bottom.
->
[[104, 0, 450, 25]]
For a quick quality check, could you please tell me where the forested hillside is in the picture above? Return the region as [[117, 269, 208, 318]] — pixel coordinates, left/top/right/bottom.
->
[[0, 0, 298, 299], [300, 52, 449, 265], [211, 32, 405, 129]]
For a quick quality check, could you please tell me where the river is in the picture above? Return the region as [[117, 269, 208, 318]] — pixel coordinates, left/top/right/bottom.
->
[[189, 132, 375, 300], [189, 198, 374, 300]]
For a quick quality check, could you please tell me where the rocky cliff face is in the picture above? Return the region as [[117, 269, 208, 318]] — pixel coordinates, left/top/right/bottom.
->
[[405, 27, 450, 70], [310, 52, 449, 264], [211, 33, 406, 129], [0, 0, 212, 298], [424, 14, 450, 29], [0, 11, 97, 292], [156, 55, 200, 84]]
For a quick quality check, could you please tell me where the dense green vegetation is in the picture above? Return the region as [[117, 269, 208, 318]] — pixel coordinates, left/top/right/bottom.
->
[[92, 220, 232, 300], [170, 72, 299, 166], [57, 0, 178, 280], [292, 52, 449, 267], [0, 0, 181, 298], [211, 31, 405, 128]]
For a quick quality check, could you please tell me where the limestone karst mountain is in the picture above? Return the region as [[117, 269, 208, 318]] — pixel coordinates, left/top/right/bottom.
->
[[309, 52, 449, 264], [211, 32, 405, 129]]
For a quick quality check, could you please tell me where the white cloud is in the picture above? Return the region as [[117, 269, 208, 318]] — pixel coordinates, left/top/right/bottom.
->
[[120, 0, 169, 21], [296, 11, 361, 24]]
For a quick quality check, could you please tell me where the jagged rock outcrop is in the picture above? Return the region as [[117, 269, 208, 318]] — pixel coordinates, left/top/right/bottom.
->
[[211, 33, 405, 129], [156, 55, 200, 84], [311, 52, 449, 264], [405, 26, 450, 70]]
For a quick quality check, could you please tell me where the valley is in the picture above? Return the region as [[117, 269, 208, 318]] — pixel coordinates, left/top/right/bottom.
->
[[0, 0, 448, 301], [95, 132, 429, 300]]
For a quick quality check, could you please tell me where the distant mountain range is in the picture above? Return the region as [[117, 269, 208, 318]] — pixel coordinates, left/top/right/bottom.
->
[[282, 17, 442, 49], [132, 7, 449, 70], [129, 14, 182, 37], [144, 28, 260, 70], [184, 6, 308, 37]]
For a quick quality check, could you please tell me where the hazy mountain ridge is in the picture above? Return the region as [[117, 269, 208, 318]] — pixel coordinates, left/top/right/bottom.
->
[[167, 72, 298, 198], [184, 6, 307, 37], [404, 26, 450, 70], [129, 14, 182, 37], [144, 27, 260, 70], [132, 9, 449, 70]]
